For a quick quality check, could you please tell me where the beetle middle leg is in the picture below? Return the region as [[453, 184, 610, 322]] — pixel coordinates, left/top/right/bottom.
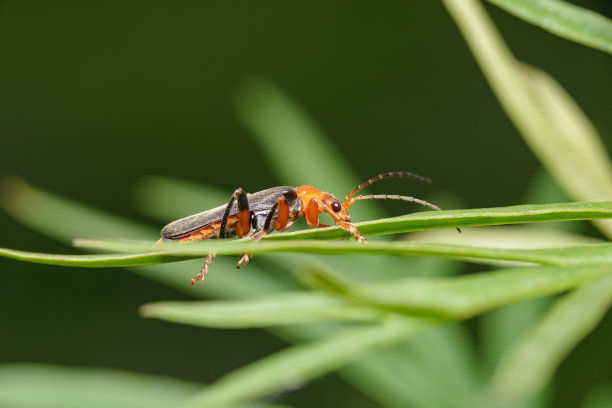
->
[[239, 194, 291, 268]]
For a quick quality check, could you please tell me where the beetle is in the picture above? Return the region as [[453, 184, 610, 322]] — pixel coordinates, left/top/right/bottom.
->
[[160, 172, 450, 284]]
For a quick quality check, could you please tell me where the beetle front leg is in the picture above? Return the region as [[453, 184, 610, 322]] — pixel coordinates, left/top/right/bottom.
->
[[338, 221, 366, 242], [307, 198, 366, 242]]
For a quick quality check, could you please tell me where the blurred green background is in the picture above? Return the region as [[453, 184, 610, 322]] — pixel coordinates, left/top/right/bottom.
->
[[0, 1, 611, 407]]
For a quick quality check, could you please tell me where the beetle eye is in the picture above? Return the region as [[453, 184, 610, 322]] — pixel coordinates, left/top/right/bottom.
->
[[331, 201, 341, 212]]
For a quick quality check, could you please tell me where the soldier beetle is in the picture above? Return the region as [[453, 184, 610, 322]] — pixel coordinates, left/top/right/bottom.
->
[[160, 172, 451, 284]]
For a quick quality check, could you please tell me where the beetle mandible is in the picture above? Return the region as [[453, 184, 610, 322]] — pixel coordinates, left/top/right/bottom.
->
[[160, 171, 448, 284]]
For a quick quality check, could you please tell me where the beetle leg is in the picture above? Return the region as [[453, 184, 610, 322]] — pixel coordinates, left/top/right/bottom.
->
[[304, 198, 321, 227], [191, 252, 216, 285], [220, 188, 252, 239], [237, 253, 252, 268], [308, 198, 366, 242], [273, 195, 290, 231], [240, 194, 291, 268], [338, 221, 367, 242], [251, 194, 291, 242]]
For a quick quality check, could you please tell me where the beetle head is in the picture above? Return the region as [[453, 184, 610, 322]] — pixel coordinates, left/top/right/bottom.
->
[[296, 185, 351, 223]]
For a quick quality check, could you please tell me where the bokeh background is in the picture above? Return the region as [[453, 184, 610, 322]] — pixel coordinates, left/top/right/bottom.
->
[[0, 1, 611, 407]]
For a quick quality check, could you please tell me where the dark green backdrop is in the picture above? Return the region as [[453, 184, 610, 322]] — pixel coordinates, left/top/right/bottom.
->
[[1, 2, 611, 407]]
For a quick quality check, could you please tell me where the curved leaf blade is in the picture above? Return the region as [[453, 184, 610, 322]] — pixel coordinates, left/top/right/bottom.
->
[[349, 265, 612, 318], [140, 293, 387, 328], [0, 247, 193, 267], [488, 0, 612, 54], [0, 364, 200, 408], [180, 317, 436, 408]]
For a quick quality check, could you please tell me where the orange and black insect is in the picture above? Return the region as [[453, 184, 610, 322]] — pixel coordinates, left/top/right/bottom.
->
[[160, 172, 449, 284]]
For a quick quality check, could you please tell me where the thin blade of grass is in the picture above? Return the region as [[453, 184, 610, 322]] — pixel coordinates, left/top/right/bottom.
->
[[0, 247, 192, 267], [71, 239, 612, 268], [349, 265, 612, 318], [0, 364, 201, 408], [486, 274, 612, 406], [487, 0, 612, 54], [140, 293, 387, 328], [180, 316, 436, 408]]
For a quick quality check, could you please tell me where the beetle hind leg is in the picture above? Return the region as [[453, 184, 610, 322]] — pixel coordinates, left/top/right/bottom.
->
[[220, 188, 252, 239], [191, 253, 216, 285]]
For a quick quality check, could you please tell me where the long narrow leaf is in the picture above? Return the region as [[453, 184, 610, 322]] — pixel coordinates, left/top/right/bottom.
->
[[0, 247, 190, 267], [140, 293, 387, 328], [180, 316, 436, 408], [488, 0, 612, 54], [0, 364, 201, 408], [6, 237, 612, 270], [72, 239, 612, 267], [349, 265, 612, 318]]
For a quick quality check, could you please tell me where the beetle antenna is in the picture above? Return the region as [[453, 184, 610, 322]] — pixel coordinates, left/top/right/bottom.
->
[[349, 194, 462, 233], [344, 172, 431, 206]]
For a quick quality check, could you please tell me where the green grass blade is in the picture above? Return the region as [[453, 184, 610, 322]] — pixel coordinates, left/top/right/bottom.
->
[[487, 274, 612, 405], [140, 293, 387, 328], [0, 364, 201, 408], [69, 239, 612, 268], [349, 265, 611, 318], [443, 0, 612, 237], [7, 235, 612, 270], [0, 247, 193, 267], [180, 316, 436, 408], [488, 0, 612, 54]]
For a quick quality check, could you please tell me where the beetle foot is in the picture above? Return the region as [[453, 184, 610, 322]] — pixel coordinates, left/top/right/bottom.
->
[[339, 222, 367, 242], [191, 253, 216, 285], [252, 230, 267, 242], [237, 253, 252, 269]]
